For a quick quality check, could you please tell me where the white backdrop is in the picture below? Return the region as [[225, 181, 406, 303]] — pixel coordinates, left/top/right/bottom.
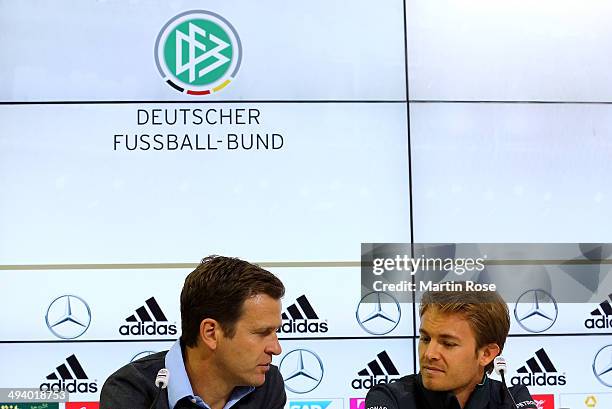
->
[[1, 1, 611, 409]]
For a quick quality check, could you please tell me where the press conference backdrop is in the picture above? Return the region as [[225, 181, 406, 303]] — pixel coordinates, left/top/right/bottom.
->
[[1, 1, 611, 409]]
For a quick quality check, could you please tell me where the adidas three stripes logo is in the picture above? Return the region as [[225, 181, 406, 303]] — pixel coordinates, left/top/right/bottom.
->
[[282, 295, 319, 320], [126, 297, 168, 322], [46, 354, 88, 380], [517, 349, 558, 373], [590, 293, 612, 316], [357, 351, 399, 376]]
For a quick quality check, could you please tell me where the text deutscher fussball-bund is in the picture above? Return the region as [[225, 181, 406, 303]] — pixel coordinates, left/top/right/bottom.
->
[[114, 108, 284, 151]]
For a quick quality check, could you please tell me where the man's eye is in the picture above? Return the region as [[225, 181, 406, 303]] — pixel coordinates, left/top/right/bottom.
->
[[443, 342, 457, 347], [420, 337, 430, 343]]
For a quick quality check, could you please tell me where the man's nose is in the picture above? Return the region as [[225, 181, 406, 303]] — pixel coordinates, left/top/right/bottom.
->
[[266, 333, 282, 356], [424, 342, 441, 360]]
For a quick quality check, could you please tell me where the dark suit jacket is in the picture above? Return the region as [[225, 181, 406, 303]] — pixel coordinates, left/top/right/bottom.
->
[[366, 373, 537, 409], [100, 351, 286, 409]]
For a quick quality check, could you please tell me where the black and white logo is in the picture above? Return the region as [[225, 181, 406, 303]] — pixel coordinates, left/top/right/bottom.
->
[[351, 350, 400, 390], [356, 292, 401, 335], [278, 295, 328, 334], [511, 348, 566, 386], [119, 297, 177, 336], [40, 354, 98, 393], [593, 344, 612, 387], [279, 349, 324, 394], [45, 295, 91, 339], [514, 289, 558, 333], [585, 293, 612, 329]]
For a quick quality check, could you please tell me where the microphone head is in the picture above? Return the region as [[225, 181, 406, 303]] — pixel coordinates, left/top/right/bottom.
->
[[494, 356, 507, 375], [155, 368, 169, 389]]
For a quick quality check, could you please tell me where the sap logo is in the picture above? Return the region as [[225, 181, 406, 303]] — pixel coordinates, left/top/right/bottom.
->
[[351, 351, 401, 390], [585, 293, 612, 329], [118, 297, 177, 336], [278, 295, 329, 334], [40, 354, 98, 393], [511, 349, 566, 387], [289, 401, 331, 409]]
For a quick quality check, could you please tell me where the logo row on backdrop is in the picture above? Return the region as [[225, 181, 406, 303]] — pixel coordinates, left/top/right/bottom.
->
[[1, 394, 607, 409], [1, 395, 606, 409], [304, 394, 609, 409], [45, 292, 402, 340], [30, 344, 612, 396], [277, 347, 612, 394], [44, 290, 612, 340]]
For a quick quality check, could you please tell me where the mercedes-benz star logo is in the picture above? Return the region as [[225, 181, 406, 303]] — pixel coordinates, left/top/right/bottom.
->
[[279, 349, 324, 394], [593, 344, 612, 387], [45, 295, 91, 339], [356, 291, 401, 335], [514, 289, 558, 333]]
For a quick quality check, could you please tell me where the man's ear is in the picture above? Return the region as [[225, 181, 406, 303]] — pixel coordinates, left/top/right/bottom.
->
[[479, 343, 501, 368], [199, 318, 221, 350]]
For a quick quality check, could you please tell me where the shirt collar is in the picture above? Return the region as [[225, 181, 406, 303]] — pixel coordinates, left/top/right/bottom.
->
[[463, 375, 490, 409], [417, 372, 490, 409], [164, 340, 255, 409]]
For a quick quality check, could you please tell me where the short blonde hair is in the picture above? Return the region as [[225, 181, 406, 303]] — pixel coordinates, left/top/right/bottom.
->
[[419, 286, 510, 374]]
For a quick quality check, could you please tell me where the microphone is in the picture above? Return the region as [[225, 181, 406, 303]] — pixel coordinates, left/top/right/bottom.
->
[[493, 356, 507, 375], [155, 368, 169, 389], [149, 368, 169, 409], [494, 356, 517, 408]]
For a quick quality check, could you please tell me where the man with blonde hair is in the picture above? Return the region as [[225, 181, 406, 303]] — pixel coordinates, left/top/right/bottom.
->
[[366, 286, 536, 409]]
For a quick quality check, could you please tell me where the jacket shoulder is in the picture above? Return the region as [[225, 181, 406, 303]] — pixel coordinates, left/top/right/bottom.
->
[[258, 363, 285, 393], [488, 378, 537, 408], [365, 375, 418, 409], [235, 364, 286, 409], [100, 351, 168, 409], [104, 351, 167, 386], [508, 382, 537, 408]]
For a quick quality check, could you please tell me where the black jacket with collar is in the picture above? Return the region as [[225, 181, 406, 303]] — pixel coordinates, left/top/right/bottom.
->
[[99, 351, 286, 409], [365, 374, 537, 409]]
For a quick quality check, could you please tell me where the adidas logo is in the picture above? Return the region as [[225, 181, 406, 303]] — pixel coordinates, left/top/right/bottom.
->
[[277, 295, 328, 334], [585, 293, 612, 329], [39, 354, 98, 393], [118, 297, 177, 336], [511, 348, 566, 386], [351, 350, 400, 389]]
